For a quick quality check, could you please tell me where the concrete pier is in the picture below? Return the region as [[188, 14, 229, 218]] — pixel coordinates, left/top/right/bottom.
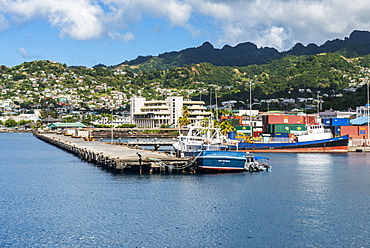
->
[[348, 146, 370, 152], [34, 132, 191, 173]]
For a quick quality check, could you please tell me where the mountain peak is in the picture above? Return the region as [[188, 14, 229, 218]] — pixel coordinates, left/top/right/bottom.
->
[[108, 30, 370, 71], [201, 41, 214, 49]]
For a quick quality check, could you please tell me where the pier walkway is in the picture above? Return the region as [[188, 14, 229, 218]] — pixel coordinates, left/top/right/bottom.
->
[[35, 132, 190, 173]]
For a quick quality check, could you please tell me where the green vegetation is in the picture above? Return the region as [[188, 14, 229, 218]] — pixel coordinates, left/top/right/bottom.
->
[[4, 119, 17, 127], [1, 50, 370, 113], [219, 120, 236, 135], [116, 124, 136, 128], [2, 119, 31, 128]]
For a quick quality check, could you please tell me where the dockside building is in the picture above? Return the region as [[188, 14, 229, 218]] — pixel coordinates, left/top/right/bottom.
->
[[130, 96, 211, 128]]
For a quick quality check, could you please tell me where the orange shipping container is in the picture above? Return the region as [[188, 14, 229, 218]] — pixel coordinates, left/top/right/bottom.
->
[[264, 115, 316, 125], [340, 126, 369, 139], [220, 116, 242, 125]]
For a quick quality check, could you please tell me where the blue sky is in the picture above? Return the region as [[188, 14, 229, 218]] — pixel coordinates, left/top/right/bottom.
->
[[1, 0, 370, 68]]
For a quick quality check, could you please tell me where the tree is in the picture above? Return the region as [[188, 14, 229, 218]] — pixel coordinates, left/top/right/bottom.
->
[[82, 114, 99, 126], [178, 116, 190, 127], [219, 120, 236, 135], [4, 119, 17, 128], [178, 105, 191, 127], [212, 108, 234, 117], [181, 105, 190, 117]]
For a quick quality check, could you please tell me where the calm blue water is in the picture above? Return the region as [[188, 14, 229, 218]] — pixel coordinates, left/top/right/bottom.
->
[[1, 133, 370, 247]]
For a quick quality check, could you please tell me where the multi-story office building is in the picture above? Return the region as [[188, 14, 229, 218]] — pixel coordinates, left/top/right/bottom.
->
[[130, 96, 211, 128]]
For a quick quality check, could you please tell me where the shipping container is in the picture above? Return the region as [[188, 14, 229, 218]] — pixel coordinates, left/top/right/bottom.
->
[[262, 121, 269, 133], [322, 119, 331, 126], [359, 127, 367, 135], [266, 115, 305, 124], [331, 118, 350, 126], [340, 126, 369, 139], [253, 131, 262, 137], [273, 133, 289, 138], [235, 125, 252, 131], [263, 114, 317, 125], [268, 124, 307, 134], [330, 126, 341, 136], [235, 126, 253, 137], [221, 116, 241, 125]]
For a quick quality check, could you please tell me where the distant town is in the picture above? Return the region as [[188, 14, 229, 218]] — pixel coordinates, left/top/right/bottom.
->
[[0, 59, 369, 150]]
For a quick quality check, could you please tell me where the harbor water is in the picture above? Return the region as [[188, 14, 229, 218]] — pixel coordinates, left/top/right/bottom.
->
[[1, 133, 370, 247]]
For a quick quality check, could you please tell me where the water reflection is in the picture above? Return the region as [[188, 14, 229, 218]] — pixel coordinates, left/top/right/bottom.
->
[[296, 153, 334, 192]]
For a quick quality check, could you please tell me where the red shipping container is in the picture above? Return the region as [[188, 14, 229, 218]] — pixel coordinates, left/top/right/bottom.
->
[[340, 126, 369, 139], [264, 114, 316, 125], [253, 131, 262, 137], [304, 115, 317, 125]]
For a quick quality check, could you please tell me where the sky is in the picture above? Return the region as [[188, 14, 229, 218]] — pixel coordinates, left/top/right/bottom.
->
[[1, 0, 370, 68]]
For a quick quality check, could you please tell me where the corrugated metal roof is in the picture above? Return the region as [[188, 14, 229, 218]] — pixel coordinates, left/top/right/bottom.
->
[[350, 116, 370, 125], [48, 122, 86, 128]]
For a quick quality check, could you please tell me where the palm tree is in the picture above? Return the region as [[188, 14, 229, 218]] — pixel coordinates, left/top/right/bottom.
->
[[181, 105, 190, 117], [219, 120, 236, 135], [178, 116, 190, 127], [211, 108, 234, 118]]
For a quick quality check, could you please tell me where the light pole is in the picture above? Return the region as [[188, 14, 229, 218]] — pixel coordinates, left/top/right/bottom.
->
[[111, 107, 114, 144], [249, 80, 252, 125], [317, 90, 320, 116], [367, 78, 369, 146]]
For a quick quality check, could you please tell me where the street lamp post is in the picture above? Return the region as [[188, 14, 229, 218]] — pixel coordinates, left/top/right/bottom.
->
[[367, 79, 369, 146], [249, 80, 252, 125], [111, 108, 114, 144], [317, 90, 320, 116]]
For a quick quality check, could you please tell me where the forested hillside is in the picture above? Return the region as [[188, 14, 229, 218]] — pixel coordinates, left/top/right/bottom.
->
[[1, 52, 370, 112], [112, 30, 370, 73]]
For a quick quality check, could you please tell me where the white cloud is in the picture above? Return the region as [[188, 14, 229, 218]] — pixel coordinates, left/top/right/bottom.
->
[[190, 0, 370, 50], [2, 0, 370, 51], [1, 0, 104, 40], [108, 31, 134, 42], [17, 47, 30, 59], [256, 26, 290, 49]]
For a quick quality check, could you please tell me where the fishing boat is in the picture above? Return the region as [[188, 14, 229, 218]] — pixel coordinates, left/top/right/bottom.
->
[[172, 122, 238, 157], [228, 124, 349, 153], [194, 150, 271, 172]]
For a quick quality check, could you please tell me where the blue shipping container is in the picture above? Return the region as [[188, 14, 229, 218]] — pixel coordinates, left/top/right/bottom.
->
[[331, 118, 350, 126], [322, 119, 331, 126], [335, 126, 341, 134], [273, 133, 289, 138]]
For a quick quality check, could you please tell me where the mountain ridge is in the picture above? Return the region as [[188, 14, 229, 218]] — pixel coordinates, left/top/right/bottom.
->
[[108, 30, 370, 71]]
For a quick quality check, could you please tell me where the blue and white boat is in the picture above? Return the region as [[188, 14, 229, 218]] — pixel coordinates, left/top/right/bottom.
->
[[195, 150, 270, 172], [173, 122, 234, 157]]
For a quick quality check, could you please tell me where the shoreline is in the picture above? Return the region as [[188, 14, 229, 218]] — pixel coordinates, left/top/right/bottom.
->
[[1, 131, 369, 152]]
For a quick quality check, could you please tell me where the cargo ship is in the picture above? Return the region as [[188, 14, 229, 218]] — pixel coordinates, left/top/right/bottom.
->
[[228, 124, 349, 153], [173, 121, 349, 154], [227, 135, 349, 153]]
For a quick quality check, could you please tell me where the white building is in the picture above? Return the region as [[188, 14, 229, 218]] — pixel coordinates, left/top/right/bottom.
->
[[0, 114, 39, 123], [93, 116, 131, 126], [130, 96, 211, 128], [356, 105, 370, 118]]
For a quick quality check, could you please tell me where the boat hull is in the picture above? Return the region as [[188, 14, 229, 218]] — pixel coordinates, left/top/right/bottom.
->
[[196, 151, 247, 171], [228, 135, 349, 153]]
